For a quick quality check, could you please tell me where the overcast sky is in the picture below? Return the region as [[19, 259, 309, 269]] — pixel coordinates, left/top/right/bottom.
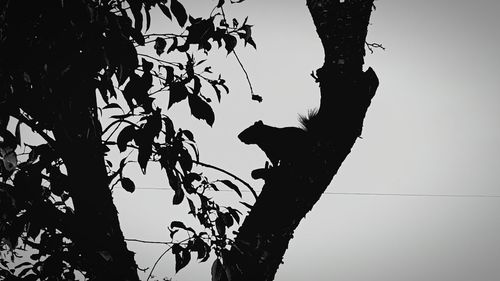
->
[[114, 1, 500, 280]]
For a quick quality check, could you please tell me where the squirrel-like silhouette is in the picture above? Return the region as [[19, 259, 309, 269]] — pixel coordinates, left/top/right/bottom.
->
[[238, 111, 317, 167]]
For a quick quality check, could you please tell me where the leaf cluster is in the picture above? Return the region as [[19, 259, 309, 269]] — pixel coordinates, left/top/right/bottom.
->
[[165, 176, 244, 274]]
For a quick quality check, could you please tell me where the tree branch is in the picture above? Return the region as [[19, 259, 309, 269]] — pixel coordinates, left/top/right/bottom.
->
[[11, 112, 57, 149]]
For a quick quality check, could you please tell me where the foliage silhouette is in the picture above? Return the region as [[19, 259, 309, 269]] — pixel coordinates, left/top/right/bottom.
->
[[0, 0, 256, 280]]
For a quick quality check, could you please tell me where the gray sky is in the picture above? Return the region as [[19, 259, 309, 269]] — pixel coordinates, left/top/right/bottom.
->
[[114, 0, 500, 280]]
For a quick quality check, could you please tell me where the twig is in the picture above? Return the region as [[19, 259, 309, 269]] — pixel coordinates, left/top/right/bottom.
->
[[194, 160, 258, 200], [231, 50, 254, 95], [146, 238, 190, 281], [365, 41, 386, 54], [138, 53, 180, 67], [143, 33, 186, 39], [12, 112, 57, 149], [125, 238, 171, 245]]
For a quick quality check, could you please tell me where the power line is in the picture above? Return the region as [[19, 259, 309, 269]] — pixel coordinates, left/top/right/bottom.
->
[[131, 187, 500, 199]]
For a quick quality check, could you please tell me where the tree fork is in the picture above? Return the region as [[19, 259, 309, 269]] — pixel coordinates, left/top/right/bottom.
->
[[226, 1, 378, 281]]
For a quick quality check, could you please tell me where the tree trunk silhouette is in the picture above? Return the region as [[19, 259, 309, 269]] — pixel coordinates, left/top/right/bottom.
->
[[226, 1, 379, 280], [52, 71, 140, 281], [0, 1, 140, 279]]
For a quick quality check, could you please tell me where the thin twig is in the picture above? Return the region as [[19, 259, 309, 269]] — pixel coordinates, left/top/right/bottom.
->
[[143, 33, 186, 39], [138, 53, 180, 67], [194, 160, 258, 200], [146, 238, 190, 281], [125, 238, 171, 245], [12, 112, 57, 149], [365, 41, 386, 54], [231, 50, 254, 95]]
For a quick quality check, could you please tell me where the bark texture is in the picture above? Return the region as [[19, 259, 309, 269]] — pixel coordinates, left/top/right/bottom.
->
[[226, 1, 378, 280]]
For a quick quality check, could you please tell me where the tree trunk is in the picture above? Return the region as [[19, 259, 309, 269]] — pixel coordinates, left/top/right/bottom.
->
[[226, 1, 378, 280], [0, 1, 140, 279], [52, 70, 140, 280]]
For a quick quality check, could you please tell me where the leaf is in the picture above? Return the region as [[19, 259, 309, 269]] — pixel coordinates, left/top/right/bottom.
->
[[166, 168, 181, 190], [239, 24, 252, 41], [144, 4, 152, 31], [200, 242, 211, 262], [110, 113, 134, 119], [195, 59, 207, 66], [127, 0, 143, 31], [154, 37, 167, 56], [222, 212, 234, 228], [170, 221, 187, 230], [137, 136, 152, 174], [121, 177, 135, 193], [211, 82, 222, 102], [219, 179, 241, 197], [222, 34, 237, 54], [177, 41, 190, 52], [144, 108, 162, 139], [192, 238, 208, 260], [227, 207, 241, 224], [179, 149, 193, 174], [168, 82, 189, 108], [173, 187, 184, 205], [187, 197, 196, 216], [130, 28, 145, 45], [17, 265, 32, 278], [240, 201, 253, 209], [209, 183, 219, 191], [185, 172, 201, 184], [169, 229, 179, 239], [182, 130, 194, 141], [172, 243, 183, 255], [188, 95, 215, 126], [215, 216, 225, 236], [186, 142, 199, 162], [103, 103, 122, 110], [175, 248, 191, 272], [211, 259, 227, 281], [142, 58, 154, 72], [163, 116, 175, 142], [184, 180, 196, 194], [15, 261, 32, 269], [186, 18, 215, 45], [159, 4, 172, 20], [219, 80, 229, 94], [193, 76, 201, 95], [217, 0, 225, 8], [15, 121, 21, 145], [122, 73, 141, 110], [171, 0, 188, 27], [247, 36, 257, 49], [117, 125, 136, 152], [167, 37, 178, 54]]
